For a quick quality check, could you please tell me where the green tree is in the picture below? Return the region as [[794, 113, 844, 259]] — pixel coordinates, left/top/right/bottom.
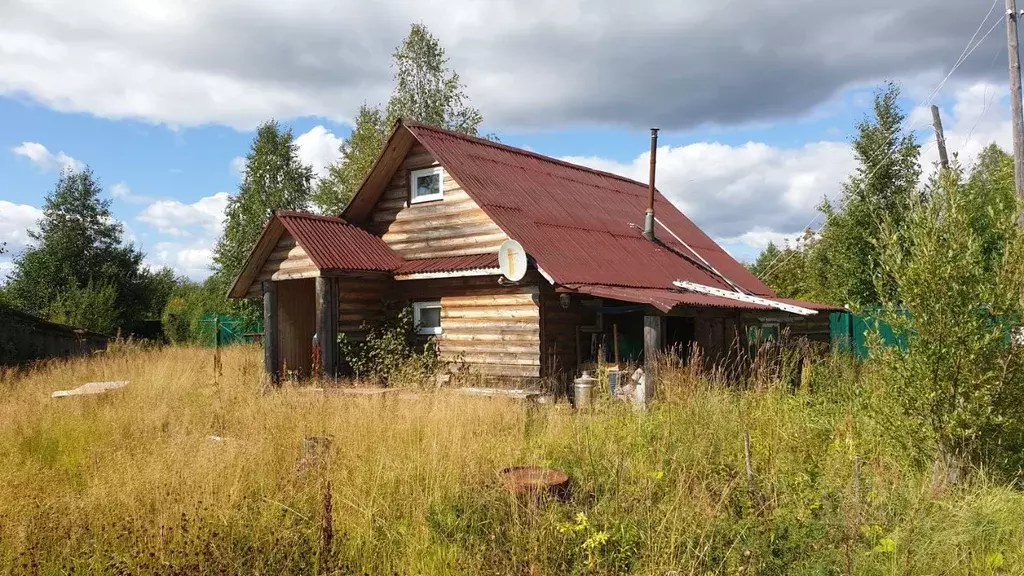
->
[[748, 231, 815, 299], [161, 277, 234, 344], [4, 168, 158, 333], [311, 105, 386, 215], [213, 121, 313, 288], [314, 23, 484, 214], [875, 161, 1024, 476], [805, 82, 921, 307]]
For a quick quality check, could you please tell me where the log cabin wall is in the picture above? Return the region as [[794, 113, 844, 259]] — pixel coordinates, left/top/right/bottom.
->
[[246, 233, 319, 298], [393, 275, 541, 379], [336, 275, 393, 344], [367, 143, 509, 259], [538, 283, 585, 381], [684, 310, 746, 366]]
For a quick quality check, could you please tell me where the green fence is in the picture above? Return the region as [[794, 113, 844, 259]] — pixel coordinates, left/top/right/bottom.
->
[[199, 313, 263, 347], [829, 308, 908, 359]]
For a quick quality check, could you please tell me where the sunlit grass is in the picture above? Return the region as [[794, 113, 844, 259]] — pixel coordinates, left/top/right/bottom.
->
[[1, 345, 1022, 574]]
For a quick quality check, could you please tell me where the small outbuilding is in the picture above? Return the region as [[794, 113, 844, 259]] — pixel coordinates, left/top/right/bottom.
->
[[229, 120, 837, 384]]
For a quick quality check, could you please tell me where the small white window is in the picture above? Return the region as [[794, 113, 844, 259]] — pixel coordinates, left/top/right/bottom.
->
[[410, 166, 444, 204], [412, 301, 442, 335]]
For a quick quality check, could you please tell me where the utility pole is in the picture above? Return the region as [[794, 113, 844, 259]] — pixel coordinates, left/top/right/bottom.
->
[[1006, 0, 1024, 213], [930, 105, 950, 171]]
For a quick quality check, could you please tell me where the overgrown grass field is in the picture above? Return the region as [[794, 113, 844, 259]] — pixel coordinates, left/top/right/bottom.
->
[[2, 346, 1023, 574]]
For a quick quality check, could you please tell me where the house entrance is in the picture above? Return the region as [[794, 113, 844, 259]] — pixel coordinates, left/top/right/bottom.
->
[[276, 278, 316, 377]]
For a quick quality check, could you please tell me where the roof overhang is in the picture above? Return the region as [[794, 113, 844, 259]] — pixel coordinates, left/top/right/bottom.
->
[[227, 216, 289, 299]]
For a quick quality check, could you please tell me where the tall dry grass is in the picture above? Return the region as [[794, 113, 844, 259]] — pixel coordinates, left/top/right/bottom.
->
[[1, 345, 1023, 574]]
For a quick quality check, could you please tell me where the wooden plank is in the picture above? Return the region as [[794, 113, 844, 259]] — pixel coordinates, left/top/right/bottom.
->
[[263, 281, 279, 384], [316, 277, 339, 378]]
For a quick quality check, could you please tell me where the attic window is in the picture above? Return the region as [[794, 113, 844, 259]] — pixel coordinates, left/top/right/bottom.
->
[[410, 166, 444, 204]]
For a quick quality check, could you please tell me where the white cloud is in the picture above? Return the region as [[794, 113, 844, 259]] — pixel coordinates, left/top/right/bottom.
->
[[136, 192, 229, 279], [0, 0, 1001, 130], [560, 80, 1017, 257], [563, 139, 856, 248], [136, 192, 229, 237], [144, 243, 215, 280], [11, 142, 83, 172], [295, 125, 343, 178], [110, 181, 130, 198], [230, 156, 247, 179], [0, 200, 43, 251]]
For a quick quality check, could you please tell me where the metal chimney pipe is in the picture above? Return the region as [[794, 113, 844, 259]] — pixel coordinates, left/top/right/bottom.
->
[[643, 128, 659, 241]]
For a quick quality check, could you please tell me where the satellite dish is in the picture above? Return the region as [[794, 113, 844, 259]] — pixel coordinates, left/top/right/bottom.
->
[[498, 239, 528, 282]]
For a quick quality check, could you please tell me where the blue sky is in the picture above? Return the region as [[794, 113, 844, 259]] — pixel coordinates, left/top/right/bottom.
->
[[0, 0, 1014, 281]]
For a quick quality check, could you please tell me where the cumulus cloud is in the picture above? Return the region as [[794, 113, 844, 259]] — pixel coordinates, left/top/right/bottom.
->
[[136, 192, 229, 237], [0, 0, 1005, 130], [295, 125, 343, 178], [145, 243, 216, 280], [0, 200, 42, 251], [562, 80, 1013, 256], [136, 192, 230, 279], [11, 141, 83, 172]]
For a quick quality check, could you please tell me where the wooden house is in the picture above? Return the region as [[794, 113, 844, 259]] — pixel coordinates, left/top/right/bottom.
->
[[228, 120, 837, 384]]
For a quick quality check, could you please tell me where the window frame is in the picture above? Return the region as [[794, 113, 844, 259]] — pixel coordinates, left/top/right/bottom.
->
[[412, 300, 443, 335], [409, 166, 445, 204]]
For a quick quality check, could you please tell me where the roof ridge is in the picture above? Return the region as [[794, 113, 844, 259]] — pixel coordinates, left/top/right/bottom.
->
[[402, 120, 658, 191], [275, 210, 350, 224]]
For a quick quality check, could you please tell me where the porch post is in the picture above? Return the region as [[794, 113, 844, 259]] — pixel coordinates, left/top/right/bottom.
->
[[315, 276, 339, 379], [643, 315, 663, 404], [263, 281, 280, 385]]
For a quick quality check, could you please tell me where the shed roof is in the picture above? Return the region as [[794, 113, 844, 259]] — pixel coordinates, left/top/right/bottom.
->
[[345, 120, 773, 297], [276, 211, 403, 272], [227, 211, 403, 298]]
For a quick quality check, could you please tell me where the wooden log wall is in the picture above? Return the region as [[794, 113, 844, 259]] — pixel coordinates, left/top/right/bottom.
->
[[247, 233, 318, 297], [337, 276, 392, 343], [538, 283, 585, 381], [784, 314, 832, 343], [277, 278, 316, 376], [693, 312, 746, 366], [394, 276, 541, 379], [368, 143, 509, 259]]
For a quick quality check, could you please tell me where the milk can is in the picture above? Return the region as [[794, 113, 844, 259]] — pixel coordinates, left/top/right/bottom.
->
[[573, 371, 596, 408]]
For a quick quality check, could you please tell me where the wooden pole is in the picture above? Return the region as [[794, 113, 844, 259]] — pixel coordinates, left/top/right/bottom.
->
[[930, 105, 949, 171], [263, 281, 280, 385], [315, 277, 338, 379], [613, 323, 620, 365], [1007, 0, 1024, 215], [643, 315, 662, 404], [575, 326, 582, 373]]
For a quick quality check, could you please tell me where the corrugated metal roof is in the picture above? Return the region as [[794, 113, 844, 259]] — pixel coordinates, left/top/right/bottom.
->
[[405, 121, 774, 296], [277, 211, 404, 272], [565, 284, 776, 314], [394, 253, 498, 275]]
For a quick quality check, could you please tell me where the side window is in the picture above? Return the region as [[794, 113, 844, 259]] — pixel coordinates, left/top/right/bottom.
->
[[410, 166, 444, 204], [412, 301, 442, 335]]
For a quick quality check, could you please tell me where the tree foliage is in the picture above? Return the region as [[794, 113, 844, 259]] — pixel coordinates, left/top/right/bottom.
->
[[314, 24, 483, 214], [747, 231, 815, 299], [875, 161, 1024, 474], [3, 168, 171, 334], [753, 83, 921, 307], [161, 277, 234, 344], [212, 120, 313, 311]]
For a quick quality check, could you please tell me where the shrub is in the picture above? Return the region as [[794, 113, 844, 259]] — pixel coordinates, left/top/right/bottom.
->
[[875, 164, 1024, 476], [338, 302, 442, 385]]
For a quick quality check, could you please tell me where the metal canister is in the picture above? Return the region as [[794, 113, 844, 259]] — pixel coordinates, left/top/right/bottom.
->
[[574, 371, 596, 408]]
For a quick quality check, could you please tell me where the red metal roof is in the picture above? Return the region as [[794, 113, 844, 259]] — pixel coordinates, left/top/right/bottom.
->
[[394, 253, 498, 275], [276, 211, 404, 272], [405, 121, 775, 296]]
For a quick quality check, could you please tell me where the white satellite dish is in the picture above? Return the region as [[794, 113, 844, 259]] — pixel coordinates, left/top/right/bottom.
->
[[498, 239, 528, 282]]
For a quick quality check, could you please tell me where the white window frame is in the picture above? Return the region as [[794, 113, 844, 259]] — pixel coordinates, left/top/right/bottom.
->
[[412, 301, 443, 335], [409, 166, 445, 204]]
